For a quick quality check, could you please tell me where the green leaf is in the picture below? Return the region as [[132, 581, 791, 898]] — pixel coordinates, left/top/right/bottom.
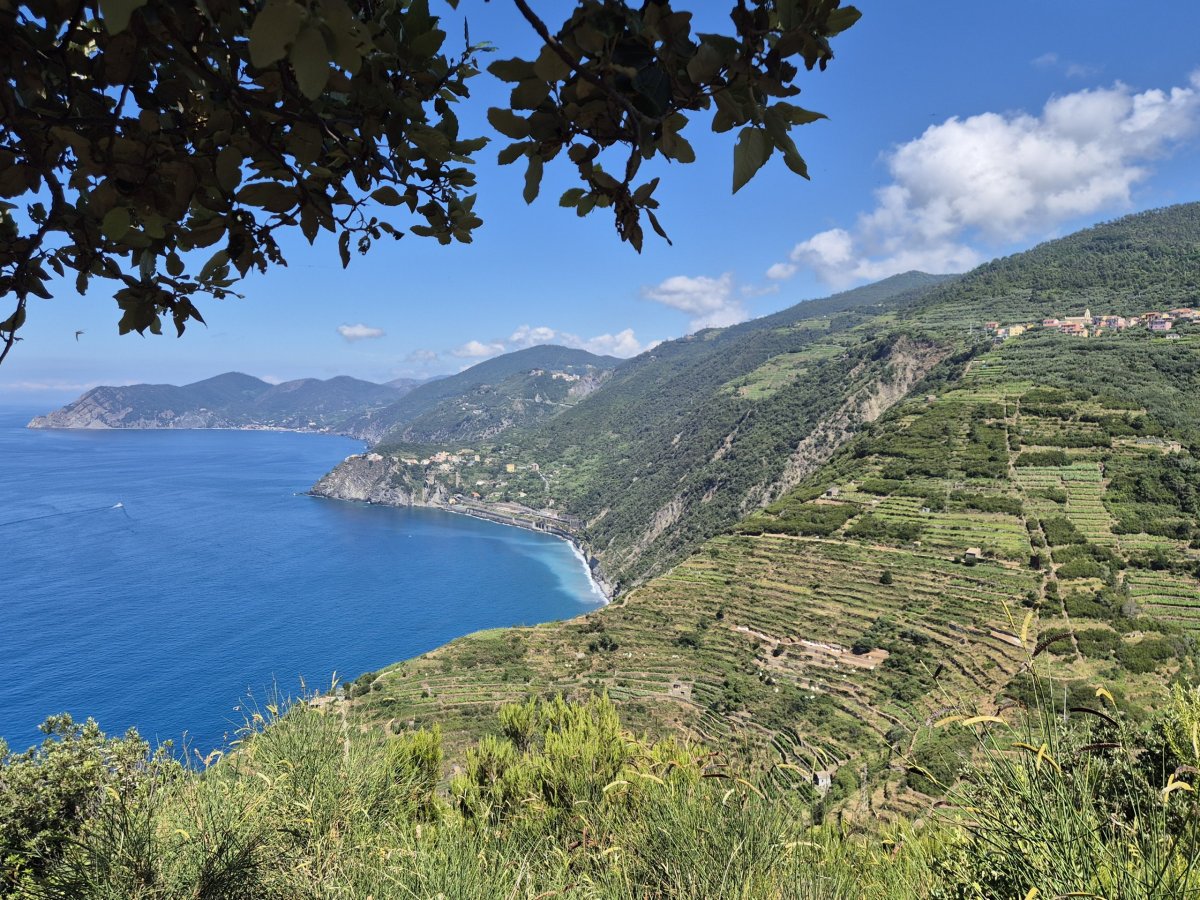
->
[[825, 7, 863, 35], [488, 58, 535, 83], [711, 89, 746, 133], [532, 44, 571, 82], [98, 0, 148, 35], [248, 0, 306, 69], [523, 154, 543, 204], [497, 141, 530, 166], [325, 7, 368, 74], [773, 102, 827, 127], [237, 182, 297, 213], [632, 178, 660, 204], [511, 79, 551, 109], [216, 146, 243, 194], [290, 25, 331, 100], [487, 108, 529, 140], [199, 250, 229, 282], [371, 186, 404, 207], [646, 209, 672, 245], [661, 131, 695, 164], [686, 42, 723, 84], [299, 205, 319, 244], [732, 127, 772, 194], [559, 188, 586, 208], [781, 145, 810, 179], [101, 207, 132, 241], [138, 250, 155, 280], [0, 305, 26, 333], [763, 108, 812, 178]]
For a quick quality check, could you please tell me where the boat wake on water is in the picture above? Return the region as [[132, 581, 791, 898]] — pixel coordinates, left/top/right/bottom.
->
[[0, 502, 129, 529]]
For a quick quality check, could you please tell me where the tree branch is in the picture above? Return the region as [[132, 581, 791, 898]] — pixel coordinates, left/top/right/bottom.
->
[[508, 0, 651, 128]]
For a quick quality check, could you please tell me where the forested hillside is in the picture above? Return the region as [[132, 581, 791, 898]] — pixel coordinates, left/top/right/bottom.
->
[[345, 345, 619, 443], [908, 201, 1200, 329]]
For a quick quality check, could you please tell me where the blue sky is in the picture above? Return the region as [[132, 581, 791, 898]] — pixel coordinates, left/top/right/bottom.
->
[[5, 1, 1200, 403]]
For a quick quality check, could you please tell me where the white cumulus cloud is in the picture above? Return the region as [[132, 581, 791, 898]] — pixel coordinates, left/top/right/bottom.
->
[[769, 72, 1200, 288], [337, 323, 385, 342], [641, 273, 747, 330], [507, 324, 653, 358], [452, 339, 507, 359], [446, 325, 656, 365], [508, 325, 561, 346], [580, 328, 655, 357]]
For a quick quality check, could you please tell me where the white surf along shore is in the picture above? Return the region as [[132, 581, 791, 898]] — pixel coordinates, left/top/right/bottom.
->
[[423, 502, 612, 606]]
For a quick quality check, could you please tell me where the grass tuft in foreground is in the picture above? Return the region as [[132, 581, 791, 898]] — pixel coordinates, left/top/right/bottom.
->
[[3, 683, 1200, 898]]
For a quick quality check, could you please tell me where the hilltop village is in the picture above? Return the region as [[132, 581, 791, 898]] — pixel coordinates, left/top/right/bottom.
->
[[987, 306, 1199, 339]]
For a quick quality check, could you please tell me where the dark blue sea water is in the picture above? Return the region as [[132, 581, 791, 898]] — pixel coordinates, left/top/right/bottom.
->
[[0, 407, 603, 756]]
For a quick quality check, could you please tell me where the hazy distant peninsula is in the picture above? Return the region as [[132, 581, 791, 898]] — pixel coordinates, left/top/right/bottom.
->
[[27, 372, 414, 435]]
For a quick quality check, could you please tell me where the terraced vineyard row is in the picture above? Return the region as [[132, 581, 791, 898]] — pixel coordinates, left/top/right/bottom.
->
[[354, 528, 1037, 788], [1126, 570, 1200, 628], [353, 323, 1200, 818]]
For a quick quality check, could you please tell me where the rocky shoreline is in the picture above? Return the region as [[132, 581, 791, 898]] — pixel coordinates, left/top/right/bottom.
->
[[308, 452, 614, 602]]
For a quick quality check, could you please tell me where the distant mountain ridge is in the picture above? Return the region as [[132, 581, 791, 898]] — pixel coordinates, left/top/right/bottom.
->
[[27, 372, 406, 433], [340, 345, 620, 444], [28, 345, 622, 442]]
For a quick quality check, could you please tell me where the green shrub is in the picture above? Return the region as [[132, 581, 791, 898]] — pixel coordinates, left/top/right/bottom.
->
[[1057, 558, 1109, 580], [1043, 516, 1085, 546], [1034, 486, 1068, 504], [1015, 449, 1070, 467], [859, 477, 902, 495], [767, 502, 856, 536], [1117, 635, 1179, 674], [1075, 627, 1120, 658], [1063, 589, 1116, 620], [907, 729, 974, 796]]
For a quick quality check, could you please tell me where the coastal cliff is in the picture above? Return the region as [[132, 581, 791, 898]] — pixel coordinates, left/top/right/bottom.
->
[[311, 453, 614, 599], [310, 453, 442, 506]]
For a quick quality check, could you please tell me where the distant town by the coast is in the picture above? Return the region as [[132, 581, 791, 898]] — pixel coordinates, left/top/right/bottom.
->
[[985, 306, 1199, 341]]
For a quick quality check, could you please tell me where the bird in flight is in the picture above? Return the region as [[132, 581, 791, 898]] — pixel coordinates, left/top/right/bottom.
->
[[75, 330, 84, 341]]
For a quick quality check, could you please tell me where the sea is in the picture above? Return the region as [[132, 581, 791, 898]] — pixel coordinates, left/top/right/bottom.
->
[[0, 407, 604, 757]]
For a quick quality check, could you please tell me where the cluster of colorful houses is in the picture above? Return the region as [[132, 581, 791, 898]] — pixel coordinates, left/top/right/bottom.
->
[[986, 307, 1199, 340]]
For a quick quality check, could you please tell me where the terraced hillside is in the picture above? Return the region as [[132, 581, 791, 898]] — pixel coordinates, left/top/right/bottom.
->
[[346, 316, 1200, 812]]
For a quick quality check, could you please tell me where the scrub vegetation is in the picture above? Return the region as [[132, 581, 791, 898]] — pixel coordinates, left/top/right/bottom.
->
[[4, 687, 1200, 900]]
